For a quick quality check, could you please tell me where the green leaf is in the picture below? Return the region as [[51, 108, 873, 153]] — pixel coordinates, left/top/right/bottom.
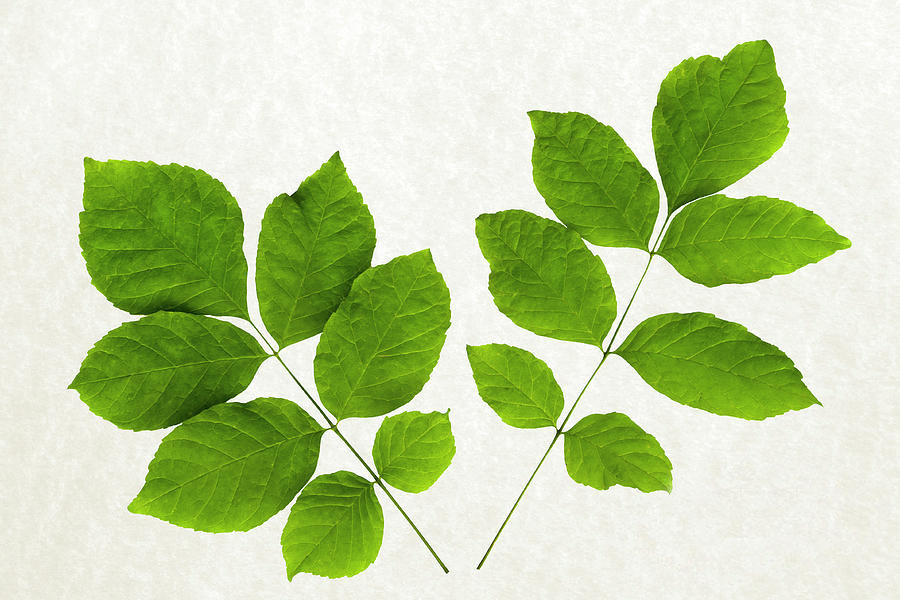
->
[[281, 471, 383, 579], [466, 343, 563, 429], [564, 413, 672, 493], [128, 398, 324, 532], [256, 152, 376, 348], [80, 158, 249, 317], [657, 195, 851, 286], [314, 249, 451, 420], [529, 110, 659, 250], [372, 410, 455, 493], [615, 312, 819, 419], [474, 210, 616, 346], [652, 40, 789, 211], [68, 312, 268, 430]]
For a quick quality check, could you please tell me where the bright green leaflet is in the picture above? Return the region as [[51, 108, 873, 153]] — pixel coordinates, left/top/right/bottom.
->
[[657, 194, 851, 286], [529, 110, 658, 250], [314, 249, 451, 420], [69, 311, 267, 430], [80, 158, 249, 317], [372, 411, 456, 493], [256, 152, 376, 348], [282, 471, 384, 579], [466, 343, 563, 429], [474, 209, 616, 346], [564, 413, 672, 493], [615, 312, 819, 419], [129, 397, 324, 532], [652, 40, 789, 211]]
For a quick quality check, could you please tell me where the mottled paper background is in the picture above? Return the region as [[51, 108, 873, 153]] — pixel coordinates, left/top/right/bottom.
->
[[2, 1, 897, 598]]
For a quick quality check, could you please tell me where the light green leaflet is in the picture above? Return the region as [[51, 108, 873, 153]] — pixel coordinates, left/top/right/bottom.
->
[[68, 311, 268, 430], [615, 312, 819, 420], [657, 195, 851, 286], [564, 413, 672, 493], [372, 411, 456, 493], [474, 209, 616, 346], [466, 343, 563, 429], [80, 158, 249, 317], [256, 152, 376, 348], [529, 110, 659, 250], [652, 40, 789, 211], [129, 398, 324, 532], [314, 249, 451, 420], [282, 471, 384, 579]]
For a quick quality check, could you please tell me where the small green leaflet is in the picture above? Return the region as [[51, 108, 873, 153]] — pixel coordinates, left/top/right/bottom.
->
[[69, 311, 268, 430], [657, 194, 851, 286], [80, 158, 249, 317], [615, 312, 819, 419], [466, 343, 563, 429], [529, 110, 659, 250], [372, 411, 456, 493], [564, 413, 672, 493], [652, 40, 789, 211], [129, 398, 324, 532], [256, 152, 376, 348], [314, 249, 451, 420], [282, 471, 384, 579], [474, 210, 616, 346]]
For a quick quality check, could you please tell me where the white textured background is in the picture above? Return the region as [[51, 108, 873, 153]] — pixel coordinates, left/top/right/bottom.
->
[[2, 1, 897, 598]]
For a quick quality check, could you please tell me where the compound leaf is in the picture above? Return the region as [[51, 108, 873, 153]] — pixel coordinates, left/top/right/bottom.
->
[[256, 152, 376, 348], [652, 40, 789, 211], [474, 209, 616, 346], [80, 158, 249, 317], [372, 410, 455, 493], [128, 397, 324, 532], [281, 471, 383, 579], [529, 110, 659, 250], [657, 194, 851, 286], [314, 249, 451, 420], [466, 343, 563, 429], [564, 413, 672, 493], [68, 311, 268, 430], [615, 312, 819, 419]]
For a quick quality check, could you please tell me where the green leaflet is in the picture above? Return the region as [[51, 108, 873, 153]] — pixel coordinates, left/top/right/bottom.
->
[[615, 312, 819, 419], [529, 110, 659, 250], [129, 398, 324, 532], [657, 194, 851, 286], [466, 343, 563, 429], [256, 153, 376, 348], [372, 411, 456, 493], [474, 210, 616, 346], [69, 312, 268, 430], [564, 413, 672, 493], [652, 40, 789, 211], [282, 471, 384, 579], [80, 158, 249, 317], [314, 249, 451, 420]]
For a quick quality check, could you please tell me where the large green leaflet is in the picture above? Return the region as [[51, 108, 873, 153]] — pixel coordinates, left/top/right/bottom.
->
[[256, 153, 376, 348], [80, 158, 249, 317], [474, 210, 616, 346], [652, 40, 789, 211], [314, 249, 451, 420], [657, 195, 851, 286], [372, 411, 456, 493], [615, 312, 819, 419], [69, 311, 268, 430], [282, 471, 384, 579], [129, 397, 324, 532], [564, 413, 672, 493], [529, 110, 658, 250], [466, 343, 563, 429]]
